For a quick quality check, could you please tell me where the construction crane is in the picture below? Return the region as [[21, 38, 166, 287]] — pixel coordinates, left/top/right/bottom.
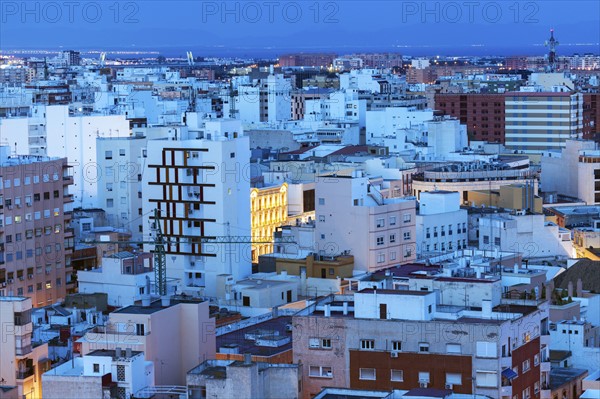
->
[[82, 209, 295, 296]]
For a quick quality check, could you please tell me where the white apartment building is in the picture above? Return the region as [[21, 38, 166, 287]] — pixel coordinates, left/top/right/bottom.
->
[[541, 139, 600, 204], [0, 104, 131, 207], [42, 349, 153, 399], [0, 297, 50, 399], [478, 212, 573, 258], [315, 170, 416, 272], [77, 252, 157, 307], [366, 107, 434, 146], [96, 134, 147, 238], [233, 71, 292, 124], [142, 120, 252, 298], [549, 320, 600, 371], [416, 191, 468, 256], [78, 298, 216, 386], [505, 91, 583, 154]]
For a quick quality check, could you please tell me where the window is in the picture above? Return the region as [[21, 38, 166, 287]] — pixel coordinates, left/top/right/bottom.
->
[[403, 232, 411, 241], [93, 363, 100, 373], [119, 149, 126, 156], [522, 386, 531, 399], [106, 183, 113, 192], [389, 234, 396, 243], [43, 192, 50, 200], [419, 343, 430, 352], [309, 366, 332, 378], [404, 247, 412, 258], [391, 370, 403, 382], [319, 215, 325, 222], [390, 251, 397, 261], [116, 365, 125, 381], [360, 339, 375, 350], [377, 236, 384, 246], [318, 198, 325, 205], [476, 341, 498, 358], [419, 371, 430, 383], [105, 150, 113, 159], [522, 359, 530, 372], [494, 237, 501, 246], [447, 343, 461, 354], [534, 354, 540, 366], [475, 371, 497, 387], [376, 218, 384, 228], [321, 339, 332, 349], [106, 199, 114, 208], [403, 214, 411, 223], [390, 216, 396, 226], [483, 235, 490, 244], [377, 253, 385, 263], [446, 373, 462, 385], [359, 368, 376, 380], [392, 341, 402, 351]]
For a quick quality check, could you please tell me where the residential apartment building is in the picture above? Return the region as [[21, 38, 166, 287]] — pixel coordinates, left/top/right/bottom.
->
[[78, 297, 216, 386], [187, 358, 301, 399], [315, 171, 417, 272], [293, 290, 551, 399], [0, 146, 75, 306], [279, 53, 336, 67], [541, 139, 600, 204], [0, 296, 50, 399], [434, 93, 506, 143], [77, 251, 155, 307], [0, 104, 131, 207], [96, 134, 147, 240], [416, 191, 468, 256], [411, 158, 538, 203], [142, 120, 252, 297], [42, 349, 153, 399], [250, 183, 288, 263], [505, 92, 583, 153], [478, 212, 572, 258]]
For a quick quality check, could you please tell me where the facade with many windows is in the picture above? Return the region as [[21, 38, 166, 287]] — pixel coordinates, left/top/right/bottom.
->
[[0, 147, 74, 306]]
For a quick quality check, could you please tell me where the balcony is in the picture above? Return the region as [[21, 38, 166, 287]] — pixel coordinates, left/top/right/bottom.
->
[[63, 194, 74, 203], [62, 175, 74, 184], [16, 368, 34, 380], [500, 384, 512, 397], [500, 355, 512, 369], [16, 345, 32, 356], [540, 361, 551, 372]]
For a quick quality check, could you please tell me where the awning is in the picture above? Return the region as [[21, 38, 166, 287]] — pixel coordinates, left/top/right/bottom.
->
[[502, 368, 518, 380]]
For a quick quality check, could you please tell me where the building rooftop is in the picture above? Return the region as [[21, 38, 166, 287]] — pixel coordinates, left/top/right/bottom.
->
[[550, 367, 588, 391], [358, 288, 433, 296], [87, 349, 143, 359], [112, 296, 204, 315], [217, 315, 293, 357]]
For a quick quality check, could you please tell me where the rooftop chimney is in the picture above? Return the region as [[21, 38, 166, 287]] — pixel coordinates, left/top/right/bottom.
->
[[568, 281, 574, 298], [576, 278, 583, 297], [125, 347, 132, 358], [115, 347, 122, 358]]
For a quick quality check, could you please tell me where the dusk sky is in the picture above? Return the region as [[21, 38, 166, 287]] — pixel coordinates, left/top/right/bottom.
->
[[1, 0, 599, 57]]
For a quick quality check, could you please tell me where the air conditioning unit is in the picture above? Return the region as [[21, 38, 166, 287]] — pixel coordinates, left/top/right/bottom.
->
[[445, 383, 453, 390], [28, 274, 33, 279], [7, 279, 13, 284], [18, 277, 24, 281], [390, 351, 399, 358], [16, 204, 21, 208], [7, 205, 13, 210], [419, 382, 428, 388], [1, 282, 6, 287]]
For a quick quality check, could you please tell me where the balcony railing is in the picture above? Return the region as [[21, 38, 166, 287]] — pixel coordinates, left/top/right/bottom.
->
[[16, 345, 32, 356], [16, 368, 34, 380]]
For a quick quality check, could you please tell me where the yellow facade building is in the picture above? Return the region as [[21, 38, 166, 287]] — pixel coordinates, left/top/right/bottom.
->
[[251, 183, 288, 263]]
